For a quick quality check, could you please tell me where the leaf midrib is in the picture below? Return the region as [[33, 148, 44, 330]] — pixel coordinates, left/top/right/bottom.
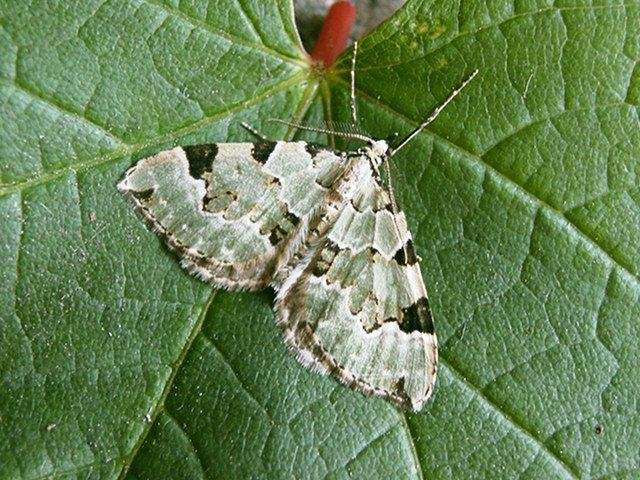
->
[[0, 72, 307, 197]]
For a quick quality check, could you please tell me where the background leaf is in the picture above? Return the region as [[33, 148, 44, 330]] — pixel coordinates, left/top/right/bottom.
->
[[1, 0, 639, 479]]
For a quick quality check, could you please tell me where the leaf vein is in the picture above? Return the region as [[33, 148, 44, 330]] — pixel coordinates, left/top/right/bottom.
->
[[26, 457, 119, 480], [400, 413, 425, 480], [1, 78, 125, 146], [116, 293, 216, 479], [439, 361, 580, 479], [142, 0, 305, 66], [233, 0, 266, 47], [593, 268, 622, 395], [11, 191, 36, 375], [198, 331, 272, 420], [347, 80, 640, 288], [352, 4, 635, 74], [0, 73, 306, 196], [322, 422, 401, 479], [161, 410, 207, 479]]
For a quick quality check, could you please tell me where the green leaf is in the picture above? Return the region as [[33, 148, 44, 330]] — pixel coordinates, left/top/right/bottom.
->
[[1, 0, 638, 478]]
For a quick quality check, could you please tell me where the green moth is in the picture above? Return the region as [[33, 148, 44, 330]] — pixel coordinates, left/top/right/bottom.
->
[[118, 44, 477, 411]]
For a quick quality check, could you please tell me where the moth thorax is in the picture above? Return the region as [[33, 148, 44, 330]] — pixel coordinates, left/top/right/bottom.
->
[[363, 140, 389, 169]]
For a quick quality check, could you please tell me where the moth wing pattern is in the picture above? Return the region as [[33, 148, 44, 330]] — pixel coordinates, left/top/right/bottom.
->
[[276, 173, 437, 411], [116, 42, 480, 411], [118, 141, 347, 289]]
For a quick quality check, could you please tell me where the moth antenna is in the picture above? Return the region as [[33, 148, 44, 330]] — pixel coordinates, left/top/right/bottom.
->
[[389, 69, 479, 157], [269, 118, 375, 143], [241, 122, 271, 142], [350, 41, 358, 125], [324, 120, 369, 136]]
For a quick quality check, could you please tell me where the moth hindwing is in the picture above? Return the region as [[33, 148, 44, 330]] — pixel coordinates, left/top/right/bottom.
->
[[117, 48, 477, 411]]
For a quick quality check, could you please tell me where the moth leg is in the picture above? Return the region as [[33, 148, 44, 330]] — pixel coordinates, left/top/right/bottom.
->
[[241, 122, 272, 142]]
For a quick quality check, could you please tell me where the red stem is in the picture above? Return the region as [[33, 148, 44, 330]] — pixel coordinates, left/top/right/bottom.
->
[[310, 1, 357, 67]]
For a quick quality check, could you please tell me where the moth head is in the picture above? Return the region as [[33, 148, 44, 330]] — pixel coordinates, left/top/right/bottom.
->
[[363, 139, 389, 168]]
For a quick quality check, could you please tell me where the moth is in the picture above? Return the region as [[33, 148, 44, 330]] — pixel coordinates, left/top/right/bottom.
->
[[118, 43, 477, 411]]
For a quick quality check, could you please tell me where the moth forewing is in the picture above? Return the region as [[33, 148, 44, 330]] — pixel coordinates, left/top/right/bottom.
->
[[118, 42, 477, 410]]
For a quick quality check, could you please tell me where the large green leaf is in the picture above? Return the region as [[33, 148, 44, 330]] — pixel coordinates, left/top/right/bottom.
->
[[1, 0, 638, 478]]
